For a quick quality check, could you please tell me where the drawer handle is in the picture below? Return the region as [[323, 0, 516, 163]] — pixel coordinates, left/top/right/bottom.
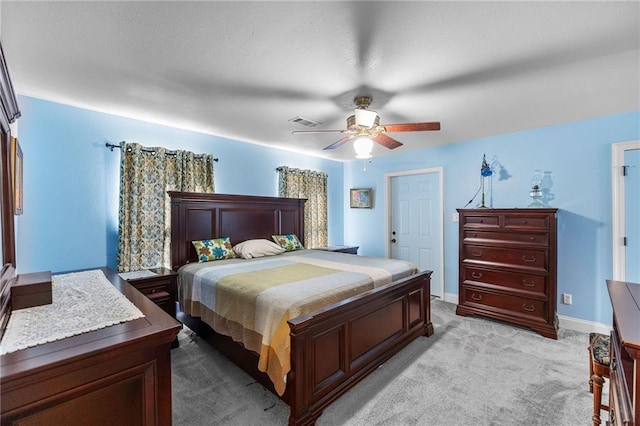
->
[[522, 220, 528, 224], [470, 233, 477, 238], [522, 279, 536, 287], [522, 304, 535, 312], [471, 294, 483, 301], [471, 272, 483, 279], [529, 236, 536, 241], [472, 250, 483, 257], [522, 255, 536, 263]]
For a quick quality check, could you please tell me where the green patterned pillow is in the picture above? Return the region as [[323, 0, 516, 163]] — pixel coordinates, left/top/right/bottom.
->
[[272, 234, 304, 252], [192, 237, 236, 262]]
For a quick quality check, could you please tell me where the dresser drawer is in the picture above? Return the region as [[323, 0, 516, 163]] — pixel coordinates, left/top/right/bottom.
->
[[462, 244, 548, 271], [461, 286, 547, 322], [461, 214, 500, 229], [461, 266, 547, 297], [131, 279, 172, 295], [504, 214, 550, 230], [463, 230, 549, 246]]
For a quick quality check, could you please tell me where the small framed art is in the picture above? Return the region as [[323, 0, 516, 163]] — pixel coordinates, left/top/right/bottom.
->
[[350, 188, 372, 209]]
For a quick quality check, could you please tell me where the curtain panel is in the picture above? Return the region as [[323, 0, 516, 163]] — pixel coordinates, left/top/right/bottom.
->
[[277, 166, 328, 248], [117, 142, 215, 272]]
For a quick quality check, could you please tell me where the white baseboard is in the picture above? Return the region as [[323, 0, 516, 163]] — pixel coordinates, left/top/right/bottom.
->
[[558, 314, 611, 335], [443, 292, 457, 304], [439, 293, 611, 335]]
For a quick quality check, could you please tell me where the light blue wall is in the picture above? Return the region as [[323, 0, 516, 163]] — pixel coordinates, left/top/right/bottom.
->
[[15, 93, 639, 326], [15, 96, 344, 274], [344, 111, 640, 325]]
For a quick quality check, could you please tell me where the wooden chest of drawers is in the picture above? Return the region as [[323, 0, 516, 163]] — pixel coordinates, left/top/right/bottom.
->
[[456, 208, 558, 339]]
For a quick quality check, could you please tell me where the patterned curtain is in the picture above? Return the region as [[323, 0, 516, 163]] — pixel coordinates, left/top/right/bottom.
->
[[277, 166, 328, 248], [117, 142, 215, 272]]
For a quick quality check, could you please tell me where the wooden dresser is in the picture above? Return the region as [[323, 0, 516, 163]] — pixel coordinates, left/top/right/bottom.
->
[[456, 208, 558, 339], [1, 267, 181, 425], [607, 279, 640, 426]]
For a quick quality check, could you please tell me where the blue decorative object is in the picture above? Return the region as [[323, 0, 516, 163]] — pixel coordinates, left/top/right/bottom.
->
[[480, 154, 492, 208], [481, 154, 493, 177]]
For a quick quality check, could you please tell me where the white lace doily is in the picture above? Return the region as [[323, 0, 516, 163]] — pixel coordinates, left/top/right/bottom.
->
[[0, 269, 145, 355]]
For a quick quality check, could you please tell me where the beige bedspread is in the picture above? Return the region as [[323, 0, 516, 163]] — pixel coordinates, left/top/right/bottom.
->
[[178, 249, 417, 395]]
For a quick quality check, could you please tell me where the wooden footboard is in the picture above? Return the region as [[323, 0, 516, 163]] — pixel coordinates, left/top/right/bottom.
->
[[177, 270, 432, 425], [287, 269, 432, 425]]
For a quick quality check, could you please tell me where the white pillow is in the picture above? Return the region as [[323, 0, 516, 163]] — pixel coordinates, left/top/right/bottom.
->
[[233, 239, 286, 259]]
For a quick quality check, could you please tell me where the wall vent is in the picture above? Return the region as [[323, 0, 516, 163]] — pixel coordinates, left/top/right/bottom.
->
[[289, 116, 321, 127]]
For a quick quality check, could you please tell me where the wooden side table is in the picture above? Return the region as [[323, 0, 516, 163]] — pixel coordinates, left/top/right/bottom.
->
[[123, 267, 177, 318], [123, 267, 180, 348], [316, 246, 359, 255]]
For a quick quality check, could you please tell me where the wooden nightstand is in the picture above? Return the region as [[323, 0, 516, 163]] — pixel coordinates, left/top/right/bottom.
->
[[123, 267, 177, 318], [123, 267, 179, 348], [316, 245, 359, 255]]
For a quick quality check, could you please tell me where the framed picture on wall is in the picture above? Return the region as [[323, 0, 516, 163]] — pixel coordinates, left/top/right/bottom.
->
[[11, 137, 23, 215], [350, 188, 372, 209]]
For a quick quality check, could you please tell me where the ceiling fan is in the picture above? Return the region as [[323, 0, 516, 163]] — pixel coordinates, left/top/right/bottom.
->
[[292, 96, 441, 158]]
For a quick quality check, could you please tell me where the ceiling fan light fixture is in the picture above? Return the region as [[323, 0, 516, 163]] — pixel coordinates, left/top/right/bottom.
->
[[354, 108, 378, 128], [354, 137, 373, 159]]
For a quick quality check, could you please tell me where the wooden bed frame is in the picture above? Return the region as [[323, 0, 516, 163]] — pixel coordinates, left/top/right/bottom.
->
[[169, 191, 434, 425]]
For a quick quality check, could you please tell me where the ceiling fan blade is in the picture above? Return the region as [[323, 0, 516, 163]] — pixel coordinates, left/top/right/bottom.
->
[[382, 122, 441, 132], [373, 133, 403, 149], [292, 129, 352, 134], [323, 135, 354, 150]]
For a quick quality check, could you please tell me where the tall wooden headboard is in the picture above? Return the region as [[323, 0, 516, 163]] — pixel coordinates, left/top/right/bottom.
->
[[168, 192, 306, 271]]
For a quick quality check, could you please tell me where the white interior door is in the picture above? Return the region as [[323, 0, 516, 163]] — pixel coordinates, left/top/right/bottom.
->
[[612, 141, 640, 282], [624, 149, 640, 282], [387, 168, 443, 298]]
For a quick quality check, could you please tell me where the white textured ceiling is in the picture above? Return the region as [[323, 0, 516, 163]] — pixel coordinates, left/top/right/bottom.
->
[[1, 1, 639, 161]]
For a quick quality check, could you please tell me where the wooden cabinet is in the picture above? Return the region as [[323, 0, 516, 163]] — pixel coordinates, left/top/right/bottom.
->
[[1, 267, 181, 425], [316, 246, 359, 255], [607, 279, 640, 426], [456, 208, 558, 339], [124, 267, 177, 318]]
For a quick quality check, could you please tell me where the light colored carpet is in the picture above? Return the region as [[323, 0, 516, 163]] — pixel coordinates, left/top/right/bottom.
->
[[172, 300, 602, 425]]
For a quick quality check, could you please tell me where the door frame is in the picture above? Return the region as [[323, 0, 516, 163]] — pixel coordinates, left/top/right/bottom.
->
[[612, 140, 640, 281], [385, 167, 444, 298]]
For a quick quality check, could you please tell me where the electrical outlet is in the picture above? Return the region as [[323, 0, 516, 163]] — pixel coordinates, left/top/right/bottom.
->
[[453, 212, 459, 222], [562, 293, 572, 305]]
